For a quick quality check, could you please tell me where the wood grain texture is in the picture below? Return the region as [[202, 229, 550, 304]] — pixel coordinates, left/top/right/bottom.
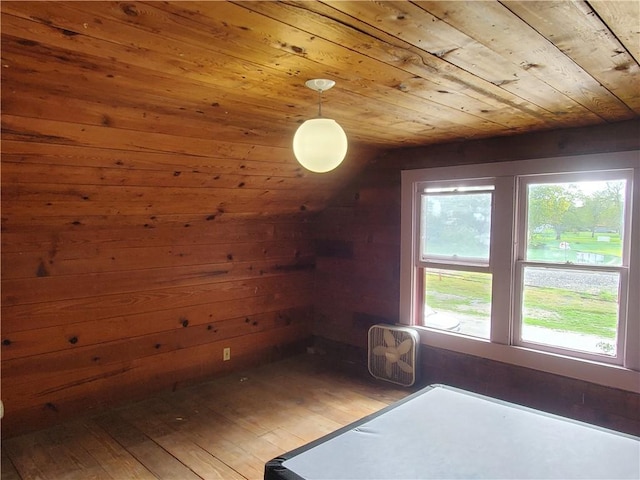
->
[[1, 0, 639, 440], [502, 0, 640, 114], [2, 0, 638, 149], [312, 119, 640, 364], [2, 355, 411, 480], [589, 0, 640, 64]]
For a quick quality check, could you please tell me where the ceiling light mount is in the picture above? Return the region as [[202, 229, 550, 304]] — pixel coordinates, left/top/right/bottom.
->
[[293, 78, 348, 174], [304, 78, 335, 93]]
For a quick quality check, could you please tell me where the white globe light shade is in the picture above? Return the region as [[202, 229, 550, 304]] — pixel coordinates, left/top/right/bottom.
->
[[293, 118, 348, 173]]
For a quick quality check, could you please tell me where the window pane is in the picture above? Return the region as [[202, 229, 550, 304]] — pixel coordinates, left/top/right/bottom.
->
[[520, 267, 619, 356], [526, 180, 626, 266], [422, 268, 492, 339], [420, 191, 492, 263]]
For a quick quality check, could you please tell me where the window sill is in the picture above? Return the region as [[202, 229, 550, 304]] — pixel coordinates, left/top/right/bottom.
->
[[414, 326, 640, 393]]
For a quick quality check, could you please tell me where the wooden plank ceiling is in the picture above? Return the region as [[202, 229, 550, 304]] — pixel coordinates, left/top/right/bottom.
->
[[2, 1, 638, 151]]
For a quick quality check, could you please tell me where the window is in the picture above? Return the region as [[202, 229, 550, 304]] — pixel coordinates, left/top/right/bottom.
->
[[516, 174, 630, 362], [418, 184, 494, 339], [400, 152, 639, 391]]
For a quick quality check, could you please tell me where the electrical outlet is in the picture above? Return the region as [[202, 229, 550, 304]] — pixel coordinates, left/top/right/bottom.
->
[[223, 347, 231, 361]]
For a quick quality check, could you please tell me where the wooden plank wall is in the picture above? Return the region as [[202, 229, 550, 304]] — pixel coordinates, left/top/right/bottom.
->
[[312, 119, 640, 434], [1, 134, 322, 438], [0, 42, 377, 438], [314, 119, 640, 344]]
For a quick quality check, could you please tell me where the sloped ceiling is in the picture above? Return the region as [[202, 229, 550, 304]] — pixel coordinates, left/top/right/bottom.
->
[[1, 1, 639, 216], [3, 1, 638, 147]]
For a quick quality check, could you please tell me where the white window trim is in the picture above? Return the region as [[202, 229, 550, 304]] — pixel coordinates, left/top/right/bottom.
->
[[513, 170, 633, 366], [400, 150, 640, 393]]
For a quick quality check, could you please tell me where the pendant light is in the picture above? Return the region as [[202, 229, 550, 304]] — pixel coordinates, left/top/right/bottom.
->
[[293, 79, 348, 173]]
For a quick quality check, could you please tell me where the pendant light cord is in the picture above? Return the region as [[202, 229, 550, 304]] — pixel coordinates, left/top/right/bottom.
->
[[317, 89, 323, 118]]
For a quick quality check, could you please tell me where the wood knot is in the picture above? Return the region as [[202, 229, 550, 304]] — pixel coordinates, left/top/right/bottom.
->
[[521, 62, 539, 70], [121, 3, 139, 16], [36, 261, 49, 277], [17, 39, 39, 47]]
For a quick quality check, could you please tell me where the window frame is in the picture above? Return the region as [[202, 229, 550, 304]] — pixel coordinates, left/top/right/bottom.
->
[[513, 171, 633, 364], [400, 151, 640, 393], [416, 180, 495, 338], [418, 181, 495, 267]]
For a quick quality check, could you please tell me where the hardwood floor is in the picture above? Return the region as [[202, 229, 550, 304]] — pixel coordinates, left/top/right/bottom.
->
[[1, 354, 412, 480]]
